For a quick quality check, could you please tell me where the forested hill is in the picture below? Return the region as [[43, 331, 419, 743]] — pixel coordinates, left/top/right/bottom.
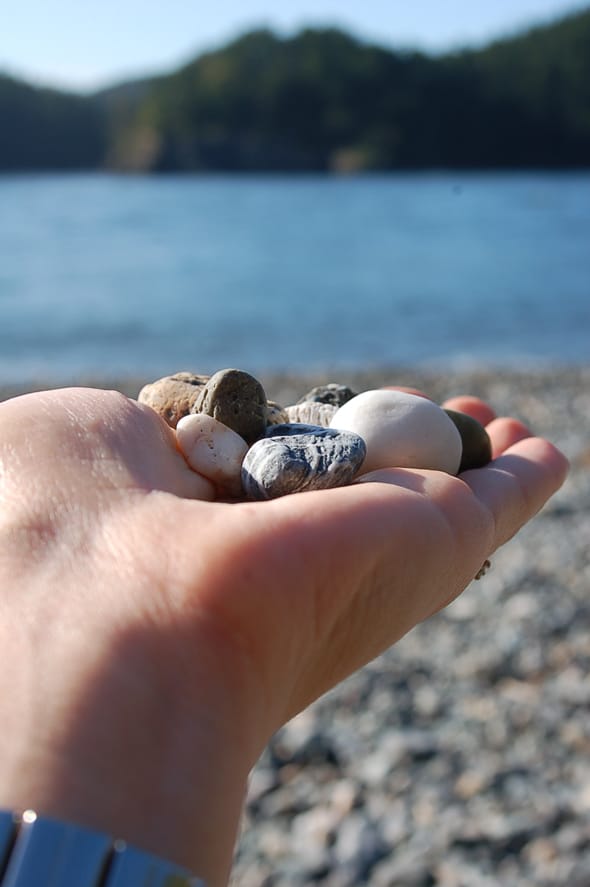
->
[[0, 75, 106, 170], [2, 7, 590, 172]]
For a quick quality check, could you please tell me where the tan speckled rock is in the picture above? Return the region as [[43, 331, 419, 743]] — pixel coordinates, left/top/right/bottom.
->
[[192, 368, 268, 444], [176, 413, 249, 498], [138, 372, 209, 428]]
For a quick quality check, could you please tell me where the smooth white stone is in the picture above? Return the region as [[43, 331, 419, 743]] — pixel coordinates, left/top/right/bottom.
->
[[329, 389, 462, 475], [176, 413, 249, 497]]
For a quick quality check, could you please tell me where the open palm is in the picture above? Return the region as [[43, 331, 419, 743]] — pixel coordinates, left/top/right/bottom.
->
[[0, 386, 567, 884]]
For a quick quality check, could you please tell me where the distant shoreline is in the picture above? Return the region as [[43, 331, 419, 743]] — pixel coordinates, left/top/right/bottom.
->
[[3, 12, 590, 174], [3, 169, 590, 178]]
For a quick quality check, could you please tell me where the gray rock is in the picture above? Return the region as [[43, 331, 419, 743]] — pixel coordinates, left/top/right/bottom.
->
[[333, 814, 390, 872], [193, 368, 268, 444], [285, 402, 338, 427], [372, 853, 436, 887], [241, 427, 366, 500], [297, 383, 358, 408], [266, 400, 289, 426], [568, 858, 590, 887]]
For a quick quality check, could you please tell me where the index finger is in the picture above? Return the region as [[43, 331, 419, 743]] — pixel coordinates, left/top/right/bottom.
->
[[442, 395, 496, 427], [442, 394, 535, 457]]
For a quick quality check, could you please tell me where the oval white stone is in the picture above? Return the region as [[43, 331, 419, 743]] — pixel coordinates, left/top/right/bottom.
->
[[329, 389, 462, 475], [176, 413, 249, 497]]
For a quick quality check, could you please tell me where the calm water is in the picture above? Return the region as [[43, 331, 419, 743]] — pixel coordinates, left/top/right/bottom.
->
[[0, 173, 588, 383]]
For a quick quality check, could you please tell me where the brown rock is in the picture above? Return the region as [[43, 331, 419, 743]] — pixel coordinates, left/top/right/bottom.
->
[[193, 368, 268, 444], [138, 372, 209, 428]]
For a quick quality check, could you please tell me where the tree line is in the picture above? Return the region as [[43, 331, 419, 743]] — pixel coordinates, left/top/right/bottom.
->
[[1, 7, 589, 172]]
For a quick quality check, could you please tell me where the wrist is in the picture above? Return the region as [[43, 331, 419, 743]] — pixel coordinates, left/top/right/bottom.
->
[[0, 617, 265, 887]]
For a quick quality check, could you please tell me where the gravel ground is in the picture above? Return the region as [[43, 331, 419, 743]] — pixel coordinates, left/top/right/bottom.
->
[[3, 367, 589, 886], [234, 367, 590, 887]]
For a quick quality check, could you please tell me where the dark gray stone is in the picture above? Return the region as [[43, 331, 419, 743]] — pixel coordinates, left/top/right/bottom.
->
[[193, 368, 268, 444], [241, 427, 366, 500], [444, 408, 492, 472], [297, 383, 358, 408]]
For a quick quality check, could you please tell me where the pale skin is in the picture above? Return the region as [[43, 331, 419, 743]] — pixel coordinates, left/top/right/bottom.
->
[[0, 387, 568, 886]]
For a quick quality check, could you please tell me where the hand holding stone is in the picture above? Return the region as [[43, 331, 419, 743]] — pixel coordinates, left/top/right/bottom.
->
[[0, 386, 568, 887]]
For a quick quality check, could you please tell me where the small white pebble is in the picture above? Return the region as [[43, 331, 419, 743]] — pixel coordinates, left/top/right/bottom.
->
[[330, 389, 462, 475], [176, 413, 249, 497]]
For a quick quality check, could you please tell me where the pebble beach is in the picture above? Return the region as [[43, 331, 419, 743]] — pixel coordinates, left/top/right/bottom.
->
[[2, 366, 589, 886]]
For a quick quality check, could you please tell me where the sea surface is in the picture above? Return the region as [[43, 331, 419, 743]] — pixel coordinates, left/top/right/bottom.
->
[[0, 172, 588, 383]]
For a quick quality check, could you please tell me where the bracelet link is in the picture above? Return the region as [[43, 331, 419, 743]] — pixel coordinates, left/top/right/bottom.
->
[[0, 810, 205, 886]]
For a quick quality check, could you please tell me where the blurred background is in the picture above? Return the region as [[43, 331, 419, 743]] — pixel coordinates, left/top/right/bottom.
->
[[0, 1, 589, 385]]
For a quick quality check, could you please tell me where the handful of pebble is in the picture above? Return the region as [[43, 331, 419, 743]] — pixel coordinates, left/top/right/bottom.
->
[[138, 368, 492, 502]]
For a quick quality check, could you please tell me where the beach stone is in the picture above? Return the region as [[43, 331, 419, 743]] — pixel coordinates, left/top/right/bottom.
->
[[176, 413, 249, 498], [297, 383, 358, 408], [266, 400, 289, 426], [444, 409, 492, 472], [192, 368, 267, 444], [265, 422, 326, 438], [285, 402, 338, 427], [137, 371, 209, 428], [242, 426, 366, 500], [330, 389, 462, 475]]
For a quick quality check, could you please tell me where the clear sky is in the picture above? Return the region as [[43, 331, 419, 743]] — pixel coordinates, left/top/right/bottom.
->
[[1, 0, 587, 92]]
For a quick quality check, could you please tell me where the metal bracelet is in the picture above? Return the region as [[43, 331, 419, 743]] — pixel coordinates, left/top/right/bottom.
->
[[0, 809, 205, 886]]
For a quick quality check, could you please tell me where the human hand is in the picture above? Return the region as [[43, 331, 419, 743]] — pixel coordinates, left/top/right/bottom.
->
[[0, 387, 567, 885]]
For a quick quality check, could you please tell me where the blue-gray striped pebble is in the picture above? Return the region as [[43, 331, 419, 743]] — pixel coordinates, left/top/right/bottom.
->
[[265, 422, 325, 437], [241, 426, 367, 500]]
